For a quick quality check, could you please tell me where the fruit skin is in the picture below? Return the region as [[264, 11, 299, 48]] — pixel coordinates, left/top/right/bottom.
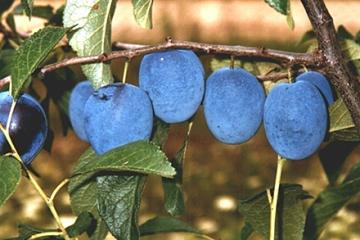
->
[[203, 67, 265, 144], [69, 81, 93, 141], [84, 83, 153, 155], [264, 81, 327, 160], [139, 49, 205, 123], [0, 92, 48, 165], [296, 71, 334, 105]]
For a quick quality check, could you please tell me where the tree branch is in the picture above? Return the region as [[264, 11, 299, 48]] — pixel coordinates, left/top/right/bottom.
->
[[301, 0, 360, 133], [40, 38, 323, 76]]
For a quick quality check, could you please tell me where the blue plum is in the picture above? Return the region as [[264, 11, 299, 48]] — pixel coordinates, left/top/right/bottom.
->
[[264, 81, 327, 160], [0, 92, 48, 165], [139, 49, 205, 123], [84, 83, 153, 155], [69, 81, 93, 141], [296, 71, 334, 105], [203, 67, 265, 144]]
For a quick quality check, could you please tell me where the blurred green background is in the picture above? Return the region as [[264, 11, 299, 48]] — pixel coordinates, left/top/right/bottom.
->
[[0, 0, 359, 239]]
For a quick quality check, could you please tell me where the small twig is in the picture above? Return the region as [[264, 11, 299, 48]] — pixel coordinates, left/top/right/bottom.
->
[[29, 231, 63, 240], [40, 39, 323, 76], [49, 178, 70, 203]]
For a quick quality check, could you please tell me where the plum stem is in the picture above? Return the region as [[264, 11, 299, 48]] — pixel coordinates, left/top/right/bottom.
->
[[0, 123, 72, 240], [122, 60, 129, 84], [28, 231, 63, 239], [269, 156, 286, 240]]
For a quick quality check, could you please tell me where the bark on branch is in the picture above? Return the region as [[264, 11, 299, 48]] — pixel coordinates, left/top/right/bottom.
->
[[301, 0, 360, 133], [40, 38, 323, 76]]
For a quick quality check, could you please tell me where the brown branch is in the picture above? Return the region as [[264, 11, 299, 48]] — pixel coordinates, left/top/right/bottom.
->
[[301, 0, 360, 133], [40, 38, 323, 76]]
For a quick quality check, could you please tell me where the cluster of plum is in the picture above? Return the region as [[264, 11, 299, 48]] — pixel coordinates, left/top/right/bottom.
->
[[0, 49, 334, 166], [69, 49, 333, 160]]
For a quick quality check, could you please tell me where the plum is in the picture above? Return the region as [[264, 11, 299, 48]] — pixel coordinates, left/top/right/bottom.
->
[[0, 92, 48, 165], [139, 49, 205, 123], [69, 81, 93, 141], [84, 83, 153, 155], [296, 71, 334, 105], [263, 81, 327, 160], [203, 67, 265, 144]]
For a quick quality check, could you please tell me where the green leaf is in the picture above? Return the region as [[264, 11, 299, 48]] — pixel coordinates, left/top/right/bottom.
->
[[286, 1, 295, 30], [238, 222, 254, 240], [0, 157, 21, 208], [337, 25, 354, 40], [162, 122, 193, 216], [319, 141, 359, 185], [14, 4, 54, 20], [139, 216, 201, 236], [63, 0, 116, 89], [0, 49, 15, 79], [329, 98, 360, 141], [20, 0, 33, 18], [16, 224, 51, 240], [96, 174, 146, 240], [329, 98, 356, 132], [265, 0, 288, 15], [72, 141, 175, 180], [342, 39, 360, 61], [66, 212, 95, 238], [10, 26, 68, 99], [69, 174, 109, 240], [297, 30, 316, 46], [0, 0, 14, 17], [210, 58, 242, 72], [132, 0, 153, 29], [304, 161, 360, 239], [151, 118, 169, 148], [238, 184, 311, 240]]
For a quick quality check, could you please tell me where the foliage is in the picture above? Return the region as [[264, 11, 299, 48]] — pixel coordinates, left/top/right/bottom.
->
[[0, 0, 359, 240]]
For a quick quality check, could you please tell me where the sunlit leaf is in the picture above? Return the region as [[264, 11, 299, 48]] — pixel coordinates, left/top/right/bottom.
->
[[0, 157, 21, 208], [132, 0, 153, 29]]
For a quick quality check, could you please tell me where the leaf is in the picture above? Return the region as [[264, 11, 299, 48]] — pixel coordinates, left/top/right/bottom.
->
[[337, 25, 354, 40], [10, 26, 68, 99], [0, 157, 21, 208], [286, 1, 295, 30], [0, 0, 14, 17], [238, 184, 311, 240], [20, 0, 33, 18], [139, 216, 201, 236], [132, 0, 154, 29], [238, 222, 254, 240], [297, 30, 316, 46], [66, 212, 96, 238], [329, 98, 360, 141], [319, 141, 359, 185], [210, 58, 242, 72], [63, 0, 116, 89], [0, 49, 15, 79], [151, 118, 169, 148], [69, 174, 109, 240], [265, 0, 288, 15], [342, 39, 360, 61], [304, 161, 360, 239], [14, 4, 54, 20], [96, 174, 146, 240], [162, 122, 193, 216], [72, 141, 175, 181]]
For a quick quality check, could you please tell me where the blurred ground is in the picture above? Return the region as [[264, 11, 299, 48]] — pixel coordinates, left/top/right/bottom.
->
[[0, 0, 360, 239]]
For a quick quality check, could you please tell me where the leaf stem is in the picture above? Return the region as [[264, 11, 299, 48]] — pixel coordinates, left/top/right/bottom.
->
[[29, 231, 63, 240], [269, 156, 286, 240], [122, 60, 129, 84], [50, 178, 69, 203], [0, 123, 71, 240]]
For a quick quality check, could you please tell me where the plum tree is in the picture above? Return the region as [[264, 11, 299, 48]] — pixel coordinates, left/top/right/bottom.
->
[[264, 81, 328, 160], [69, 81, 93, 142], [83, 83, 153, 155], [295, 71, 334, 105], [0, 92, 47, 165], [203, 67, 265, 144], [139, 50, 204, 123]]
